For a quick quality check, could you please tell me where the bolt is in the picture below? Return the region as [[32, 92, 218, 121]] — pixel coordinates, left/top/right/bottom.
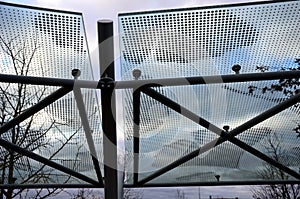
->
[[223, 125, 230, 132], [232, 64, 241, 74], [132, 69, 142, 80], [72, 69, 81, 79]]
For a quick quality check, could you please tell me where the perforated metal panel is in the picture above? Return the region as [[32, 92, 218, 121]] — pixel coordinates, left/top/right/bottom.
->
[[119, 1, 300, 184], [0, 2, 102, 185]]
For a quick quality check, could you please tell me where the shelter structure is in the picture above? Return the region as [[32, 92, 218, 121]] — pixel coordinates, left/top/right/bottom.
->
[[0, 1, 299, 199]]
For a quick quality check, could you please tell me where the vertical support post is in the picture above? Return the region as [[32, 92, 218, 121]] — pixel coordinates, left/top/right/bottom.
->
[[98, 20, 119, 199], [133, 89, 141, 184], [132, 69, 142, 185], [98, 20, 115, 79]]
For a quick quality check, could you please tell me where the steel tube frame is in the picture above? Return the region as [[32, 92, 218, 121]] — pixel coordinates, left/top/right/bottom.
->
[[98, 20, 119, 199], [143, 88, 300, 179], [2, 70, 300, 89], [73, 87, 104, 186], [0, 86, 101, 186], [0, 85, 106, 188], [0, 69, 299, 188], [138, 89, 300, 185], [133, 89, 141, 184]]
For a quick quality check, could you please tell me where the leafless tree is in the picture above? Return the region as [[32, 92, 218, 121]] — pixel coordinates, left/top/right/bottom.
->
[[175, 189, 187, 199], [252, 59, 300, 98], [251, 134, 300, 199], [119, 150, 143, 199], [67, 186, 143, 199], [68, 188, 104, 199], [249, 59, 300, 198], [0, 34, 83, 198], [250, 59, 300, 138], [123, 188, 143, 199]]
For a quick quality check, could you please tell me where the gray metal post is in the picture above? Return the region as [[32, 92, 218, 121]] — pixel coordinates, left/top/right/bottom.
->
[[98, 20, 119, 199], [133, 89, 141, 184]]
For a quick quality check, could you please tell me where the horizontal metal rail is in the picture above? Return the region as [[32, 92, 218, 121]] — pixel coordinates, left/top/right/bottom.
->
[[0, 184, 100, 189], [115, 70, 300, 89], [1, 71, 300, 88], [125, 180, 300, 188], [0, 180, 299, 189]]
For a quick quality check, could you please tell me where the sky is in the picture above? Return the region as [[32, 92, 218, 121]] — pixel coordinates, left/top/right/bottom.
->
[[51, 186, 256, 198], [1, 0, 272, 198]]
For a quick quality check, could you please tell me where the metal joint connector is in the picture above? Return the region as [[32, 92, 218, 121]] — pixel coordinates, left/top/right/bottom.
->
[[98, 77, 114, 88]]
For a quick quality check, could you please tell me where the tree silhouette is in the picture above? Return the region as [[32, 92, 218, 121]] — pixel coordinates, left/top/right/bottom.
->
[[0, 34, 82, 198], [69, 188, 104, 199], [175, 189, 187, 199], [251, 134, 300, 199], [251, 59, 300, 97], [249, 59, 300, 138]]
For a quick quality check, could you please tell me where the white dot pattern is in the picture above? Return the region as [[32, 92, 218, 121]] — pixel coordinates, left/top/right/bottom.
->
[[0, 3, 102, 184], [119, 1, 300, 184]]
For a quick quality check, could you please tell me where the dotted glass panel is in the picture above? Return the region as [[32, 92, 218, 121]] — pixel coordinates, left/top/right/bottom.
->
[[119, 1, 300, 184], [0, 3, 102, 185]]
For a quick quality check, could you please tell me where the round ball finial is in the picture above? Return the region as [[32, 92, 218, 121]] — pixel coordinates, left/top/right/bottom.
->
[[72, 69, 81, 79], [132, 69, 142, 80], [232, 64, 241, 74]]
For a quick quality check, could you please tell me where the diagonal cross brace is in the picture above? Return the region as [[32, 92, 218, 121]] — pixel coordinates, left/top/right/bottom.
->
[[138, 88, 300, 185], [73, 87, 104, 187]]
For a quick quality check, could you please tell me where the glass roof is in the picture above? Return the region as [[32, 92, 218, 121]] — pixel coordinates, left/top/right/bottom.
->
[[119, 1, 300, 185], [0, 2, 102, 185], [0, 0, 299, 189]]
